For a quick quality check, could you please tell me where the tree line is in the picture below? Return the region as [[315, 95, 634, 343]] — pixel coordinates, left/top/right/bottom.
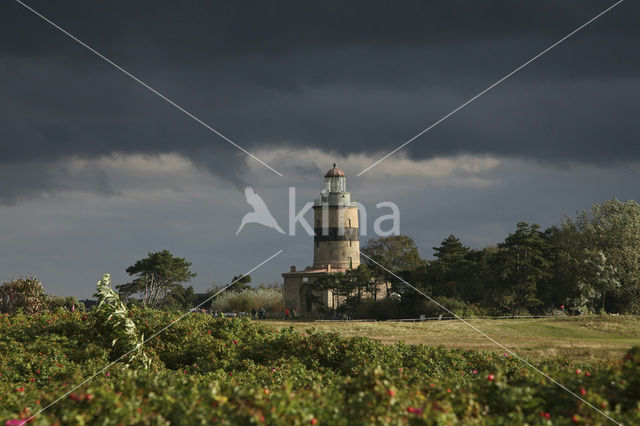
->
[[0, 250, 275, 314], [316, 199, 640, 318], [3, 198, 639, 318]]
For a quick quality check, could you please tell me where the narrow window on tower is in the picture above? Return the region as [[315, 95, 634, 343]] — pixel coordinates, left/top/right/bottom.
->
[[349, 238, 352, 247], [347, 218, 351, 227], [348, 256, 353, 269]]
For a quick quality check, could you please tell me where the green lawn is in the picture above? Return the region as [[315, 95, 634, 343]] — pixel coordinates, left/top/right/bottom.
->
[[262, 316, 640, 361]]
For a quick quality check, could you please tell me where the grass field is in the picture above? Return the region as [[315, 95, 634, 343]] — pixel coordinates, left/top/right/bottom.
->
[[262, 316, 640, 361]]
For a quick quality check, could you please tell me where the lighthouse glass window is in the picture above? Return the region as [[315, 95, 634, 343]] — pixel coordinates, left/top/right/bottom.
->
[[325, 176, 346, 193]]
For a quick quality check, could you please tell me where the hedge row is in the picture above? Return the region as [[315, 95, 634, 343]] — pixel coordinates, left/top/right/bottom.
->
[[0, 310, 638, 424]]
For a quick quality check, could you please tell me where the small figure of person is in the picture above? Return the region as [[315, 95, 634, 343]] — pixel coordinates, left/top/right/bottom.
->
[[284, 308, 290, 320], [251, 307, 257, 320], [291, 309, 296, 320], [258, 307, 264, 320]]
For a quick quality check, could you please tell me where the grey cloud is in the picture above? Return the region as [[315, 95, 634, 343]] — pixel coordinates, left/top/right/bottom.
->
[[0, 0, 638, 201], [0, 159, 115, 205], [4, 1, 637, 58]]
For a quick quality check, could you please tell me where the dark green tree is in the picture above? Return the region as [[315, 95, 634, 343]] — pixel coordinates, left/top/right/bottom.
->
[[48, 296, 85, 311], [429, 235, 474, 299], [160, 285, 197, 310], [344, 265, 373, 307], [228, 274, 252, 293], [490, 222, 551, 314], [313, 265, 372, 313], [117, 250, 196, 307]]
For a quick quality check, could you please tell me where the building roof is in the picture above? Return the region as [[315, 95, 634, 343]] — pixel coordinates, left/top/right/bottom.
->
[[282, 266, 348, 276], [325, 163, 346, 177]]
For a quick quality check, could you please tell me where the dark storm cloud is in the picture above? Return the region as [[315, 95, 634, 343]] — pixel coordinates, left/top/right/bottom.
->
[[1, 0, 639, 201], [3, 1, 637, 57], [0, 159, 114, 204]]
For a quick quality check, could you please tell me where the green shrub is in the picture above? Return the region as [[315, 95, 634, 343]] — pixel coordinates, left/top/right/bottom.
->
[[211, 288, 283, 313], [0, 276, 49, 314], [352, 296, 485, 320], [0, 308, 638, 424]]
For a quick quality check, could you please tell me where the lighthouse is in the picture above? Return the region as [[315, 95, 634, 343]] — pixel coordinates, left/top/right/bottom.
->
[[282, 163, 360, 315], [313, 163, 360, 270]]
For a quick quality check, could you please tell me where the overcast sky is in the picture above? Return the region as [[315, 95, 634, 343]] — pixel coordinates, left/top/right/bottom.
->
[[1, 1, 639, 298]]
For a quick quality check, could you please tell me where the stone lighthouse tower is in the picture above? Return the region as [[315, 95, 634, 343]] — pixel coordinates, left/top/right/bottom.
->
[[313, 163, 360, 270], [282, 163, 360, 315]]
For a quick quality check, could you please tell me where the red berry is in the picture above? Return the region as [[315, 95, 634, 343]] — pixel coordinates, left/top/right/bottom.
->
[[487, 374, 495, 381], [580, 388, 586, 396], [310, 419, 317, 425], [386, 389, 395, 397]]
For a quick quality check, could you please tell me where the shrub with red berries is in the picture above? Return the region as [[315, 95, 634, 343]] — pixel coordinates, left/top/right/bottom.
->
[[0, 309, 638, 424]]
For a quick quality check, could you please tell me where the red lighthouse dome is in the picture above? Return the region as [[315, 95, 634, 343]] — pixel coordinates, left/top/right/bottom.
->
[[325, 163, 345, 177]]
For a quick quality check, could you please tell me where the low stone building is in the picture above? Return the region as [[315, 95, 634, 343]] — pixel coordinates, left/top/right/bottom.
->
[[282, 164, 360, 316]]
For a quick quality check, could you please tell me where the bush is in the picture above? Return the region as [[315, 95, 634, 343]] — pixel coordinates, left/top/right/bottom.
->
[[352, 296, 485, 320], [48, 296, 85, 311], [1, 309, 638, 424], [422, 296, 484, 317], [0, 276, 49, 314], [211, 288, 283, 313], [351, 298, 405, 320]]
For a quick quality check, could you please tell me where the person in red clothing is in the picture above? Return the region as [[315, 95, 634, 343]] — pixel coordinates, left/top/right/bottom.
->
[[284, 308, 290, 320]]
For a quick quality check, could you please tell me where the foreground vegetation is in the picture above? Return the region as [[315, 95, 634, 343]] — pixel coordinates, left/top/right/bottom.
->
[[264, 316, 640, 362], [1, 308, 639, 425]]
